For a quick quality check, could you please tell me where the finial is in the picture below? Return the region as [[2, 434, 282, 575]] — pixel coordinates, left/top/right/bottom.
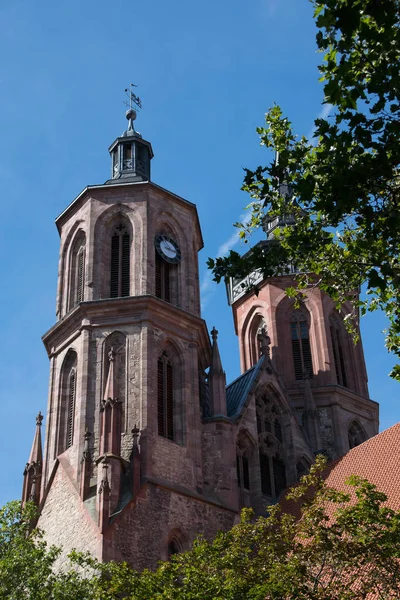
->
[[211, 327, 218, 342], [36, 412, 43, 426]]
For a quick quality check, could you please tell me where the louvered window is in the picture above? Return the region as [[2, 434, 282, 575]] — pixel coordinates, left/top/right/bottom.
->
[[290, 311, 313, 380], [155, 252, 171, 302], [330, 319, 348, 387], [68, 233, 86, 311], [110, 223, 130, 298], [76, 248, 84, 303], [157, 353, 174, 440], [66, 369, 76, 449]]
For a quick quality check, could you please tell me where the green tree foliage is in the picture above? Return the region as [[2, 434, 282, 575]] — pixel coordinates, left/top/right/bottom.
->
[[208, 0, 400, 379], [4, 458, 400, 598]]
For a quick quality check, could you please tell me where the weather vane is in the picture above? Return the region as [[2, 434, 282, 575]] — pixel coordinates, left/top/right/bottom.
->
[[124, 83, 143, 111]]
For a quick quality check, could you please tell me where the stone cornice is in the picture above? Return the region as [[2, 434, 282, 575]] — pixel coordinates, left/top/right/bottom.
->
[[42, 295, 211, 360]]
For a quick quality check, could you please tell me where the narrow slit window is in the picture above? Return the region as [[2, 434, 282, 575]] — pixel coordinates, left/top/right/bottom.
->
[[330, 318, 348, 387], [158, 353, 174, 441]]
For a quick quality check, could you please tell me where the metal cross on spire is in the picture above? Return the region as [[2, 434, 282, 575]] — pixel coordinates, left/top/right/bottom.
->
[[124, 83, 143, 111]]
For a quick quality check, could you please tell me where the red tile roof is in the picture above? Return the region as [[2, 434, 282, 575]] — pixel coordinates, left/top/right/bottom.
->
[[323, 422, 400, 510]]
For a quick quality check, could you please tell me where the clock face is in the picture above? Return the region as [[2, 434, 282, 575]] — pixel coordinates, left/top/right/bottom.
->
[[155, 234, 182, 264]]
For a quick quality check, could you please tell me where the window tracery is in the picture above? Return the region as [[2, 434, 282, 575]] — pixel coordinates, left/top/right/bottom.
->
[[256, 394, 286, 499], [348, 420, 367, 449]]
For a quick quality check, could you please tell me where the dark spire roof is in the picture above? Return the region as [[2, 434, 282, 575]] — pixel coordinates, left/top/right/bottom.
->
[[105, 99, 154, 185], [28, 411, 43, 467]]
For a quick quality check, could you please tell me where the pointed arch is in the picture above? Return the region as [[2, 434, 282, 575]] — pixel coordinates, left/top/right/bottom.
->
[[236, 429, 256, 507], [348, 420, 367, 449], [57, 349, 78, 455], [256, 387, 287, 500], [93, 205, 136, 300], [164, 528, 188, 560], [68, 230, 86, 311], [248, 314, 268, 365], [157, 340, 185, 445]]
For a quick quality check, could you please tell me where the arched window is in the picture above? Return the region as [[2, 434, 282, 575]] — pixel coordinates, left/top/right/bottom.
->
[[256, 393, 286, 500], [110, 222, 130, 298], [330, 316, 348, 387], [290, 309, 313, 380], [58, 350, 77, 455], [68, 231, 86, 311], [348, 421, 367, 449], [168, 538, 181, 558], [157, 352, 174, 441]]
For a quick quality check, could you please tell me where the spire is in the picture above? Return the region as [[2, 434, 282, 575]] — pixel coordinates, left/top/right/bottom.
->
[[103, 348, 118, 402], [28, 411, 43, 469], [22, 412, 43, 506], [210, 327, 224, 376], [106, 85, 154, 185], [209, 327, 227, 416]]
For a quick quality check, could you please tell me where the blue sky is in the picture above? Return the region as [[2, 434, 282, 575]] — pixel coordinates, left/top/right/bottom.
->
[[0, 0, 398, 506]]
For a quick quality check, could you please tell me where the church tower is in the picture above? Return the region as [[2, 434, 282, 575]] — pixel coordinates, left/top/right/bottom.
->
[[226, 208, 379, 460], [29, 101, 237, 569]]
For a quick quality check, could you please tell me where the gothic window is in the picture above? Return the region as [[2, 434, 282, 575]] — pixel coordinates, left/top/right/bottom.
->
[[256, 393, 287, 500], [68, 231, 86, 311], [168, 538, 181, 558], [348, 421, 367, 449], [330, 316, 348, 387], [290, 309, 313, 380], [157, 352, 174, 441], [110, 223, 130, 298], [236, 438, 251, 498], [58, 350, 77, 455]]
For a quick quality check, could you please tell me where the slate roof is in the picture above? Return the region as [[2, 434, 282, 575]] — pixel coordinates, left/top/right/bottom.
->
[[226, 356, 265, 419]]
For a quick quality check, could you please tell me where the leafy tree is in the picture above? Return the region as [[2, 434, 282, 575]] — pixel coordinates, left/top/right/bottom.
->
[[3, 459, 400, 598], [0, 501, 97, 599], [94, 456, 400, 599], [208, 0, 400, 379]]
